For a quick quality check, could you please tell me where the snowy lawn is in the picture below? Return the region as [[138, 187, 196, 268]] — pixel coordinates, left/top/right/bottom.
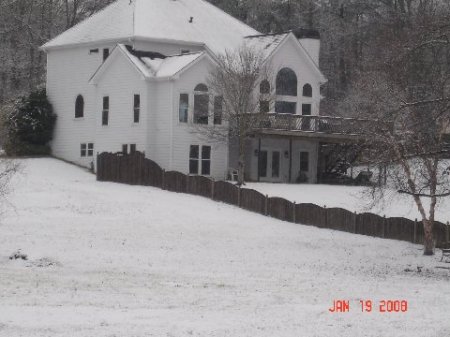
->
[[0, 158, 449, 337], [246, 182, 450, 223]]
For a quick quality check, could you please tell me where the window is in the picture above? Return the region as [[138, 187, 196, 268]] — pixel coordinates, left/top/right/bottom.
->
[[271, 151, 280, 178], [181, 49, 190, 54], [194, 84, 209, 125], [81, 143, 94, 157], [179, 94, 189, 123], [275, 101, 296, 114], [300, 152, 309, 172], [122, 144, 128, 154], [133, 94, 140, 123], [201, 146, 211, 175], [80, 143, 87, 157], [89, 49, 99, 54], [130, 144, 136, 154], [302, 104, 312, 115], [103, 48, 110, 61], [189, 145, 199, 174], [276, 68, 297, 114], [303, 84, 313, 97], [276, 68, 297, 96], [260, 100, 270, 113], [260, 80, 270, 94], [75, 95, 84, 118], [102, 96, 109, 125], [189, 145, 211, 175], [213, 96, 223, 125], [87, 143, 94, 157]]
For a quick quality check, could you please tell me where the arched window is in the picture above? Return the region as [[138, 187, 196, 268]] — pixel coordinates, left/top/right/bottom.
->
[[276, 68, 297, 96], [303, 84, 312, 97], [194, 83, 209, 125], [260, 80, 271, 113], [275, 68, 297, 114], [260, 80, 270, 94], [75, 95, 84, 118]]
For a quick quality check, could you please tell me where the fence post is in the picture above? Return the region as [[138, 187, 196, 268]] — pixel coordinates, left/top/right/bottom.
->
[[446, 222, 450, 244], [353, 212, 357, 233], [382, 215, 386, 239], [293, 202, 296, 223], [414, 219, 418, 244], [211, 179, 215, 200], [162, 169, 166, 190], [238, 187, 241, 208], [324, 205, 327, 228], [265, 195, 269, 216]]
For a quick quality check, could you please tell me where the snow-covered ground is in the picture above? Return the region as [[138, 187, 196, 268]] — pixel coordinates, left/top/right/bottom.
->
[[247, 182, 450, 223], [1, 158, 449, 337]]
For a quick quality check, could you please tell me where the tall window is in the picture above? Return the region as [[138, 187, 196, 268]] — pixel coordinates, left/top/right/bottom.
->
[[133, 94, 140, 123], [102, 96, 109, 125], [260, 80, 270, 113], [194, 84, 209, 125], [189, 145, 211, 175], [214, 96, 223, 125], [80, 143, 87, 157], [201, 146, 211, 175], [75, 95, 84, 118], [179, 94, 189, 123], [303, 84, 312, 97], [103, 48, 110, 62], [189, 145, 199, 174], [275, 68, 297, 114]]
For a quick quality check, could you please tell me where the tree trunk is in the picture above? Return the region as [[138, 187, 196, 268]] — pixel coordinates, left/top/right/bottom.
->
[[423, 219, 434, 255], [237, 149, 245, 186]]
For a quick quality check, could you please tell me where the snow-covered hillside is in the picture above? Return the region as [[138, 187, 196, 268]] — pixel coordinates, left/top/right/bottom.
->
[[0, 158, 449, 337]]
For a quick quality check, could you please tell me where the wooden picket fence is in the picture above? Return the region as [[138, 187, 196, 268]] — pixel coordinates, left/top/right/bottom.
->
[[97, 151, 450, 248]]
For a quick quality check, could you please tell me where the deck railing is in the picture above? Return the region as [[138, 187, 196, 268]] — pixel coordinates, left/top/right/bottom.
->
[[255, 113, 372, 135]]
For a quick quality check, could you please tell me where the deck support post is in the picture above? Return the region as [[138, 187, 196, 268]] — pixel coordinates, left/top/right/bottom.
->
[[288, 138, 293, 183]]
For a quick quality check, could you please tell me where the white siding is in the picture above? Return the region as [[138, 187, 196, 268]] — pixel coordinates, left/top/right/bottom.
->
[[47, 44, 115, 167], [93, 52, 148, 157]]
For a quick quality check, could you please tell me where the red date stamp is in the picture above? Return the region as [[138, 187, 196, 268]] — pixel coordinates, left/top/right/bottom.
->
[[329, 300, 408, 313]]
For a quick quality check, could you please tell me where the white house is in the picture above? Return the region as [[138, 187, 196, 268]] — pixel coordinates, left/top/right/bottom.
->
[[42, 0, 343, 184]]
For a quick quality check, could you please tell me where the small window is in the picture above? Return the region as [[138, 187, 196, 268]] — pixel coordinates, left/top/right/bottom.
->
[[130, 144, 136, 154], [103, 48, 110, 61], [89, 48, 99, 54], [300, 152, 309, 172], [87, 143, 94, 157], [201, 146, 211, 175], [181, 49, 190, 54], [194, 84, 209, 125], [122, 144, 128, 154], [303, 84, 313, 97], [275, 101, 296, 114], [302, 104, 312, 116], [189, 145, 200, 174], [260, 100, 270, 113], [133, 94, 140, 123], [102, 96, 109, 125], [213, 96, 223, 125], [80, 143, 87, 157], [75, 95, 84, 118], [179, 94, 189, 123]]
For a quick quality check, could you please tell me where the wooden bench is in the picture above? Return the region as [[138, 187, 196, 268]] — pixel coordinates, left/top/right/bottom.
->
[[441, 249, 450, 262]]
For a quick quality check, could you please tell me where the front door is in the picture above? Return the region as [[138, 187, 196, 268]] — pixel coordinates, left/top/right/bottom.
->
[[258, 149, 281, 182]]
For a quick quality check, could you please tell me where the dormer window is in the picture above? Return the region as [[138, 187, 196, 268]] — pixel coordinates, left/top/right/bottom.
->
[[303, 84, 313, 97]]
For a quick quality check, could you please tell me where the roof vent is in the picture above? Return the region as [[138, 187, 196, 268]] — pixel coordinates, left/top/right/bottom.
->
[[189, 17, 194, 23]]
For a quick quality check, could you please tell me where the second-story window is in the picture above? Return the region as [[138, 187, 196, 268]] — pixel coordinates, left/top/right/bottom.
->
[[133, 94, 140, 123], [75, 95, 84, 118], [103, 48, 110, 62], [194, 84, 209, 125], [275, 68, 297, 114], [179, 93, 189, 123], [102, 96, 109, 126], [213, 96, 223, 125]]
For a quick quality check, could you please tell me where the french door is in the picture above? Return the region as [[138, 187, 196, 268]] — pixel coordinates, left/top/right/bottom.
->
[[258, 149, 281, 182]]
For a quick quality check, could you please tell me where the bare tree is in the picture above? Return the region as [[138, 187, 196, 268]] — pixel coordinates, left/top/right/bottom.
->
[[340, 1, 450, 255], [196, 46, 274, 185]]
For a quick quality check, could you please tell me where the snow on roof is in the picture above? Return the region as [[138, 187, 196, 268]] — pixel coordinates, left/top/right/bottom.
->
[[42, 0, 260, 54], [91, 44, 207, 82], [244, 33, 289, 59]]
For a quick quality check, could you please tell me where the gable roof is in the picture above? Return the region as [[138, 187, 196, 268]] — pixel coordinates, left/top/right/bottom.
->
[[42, 0, 259, 54], [89, 44, 210, 84]]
